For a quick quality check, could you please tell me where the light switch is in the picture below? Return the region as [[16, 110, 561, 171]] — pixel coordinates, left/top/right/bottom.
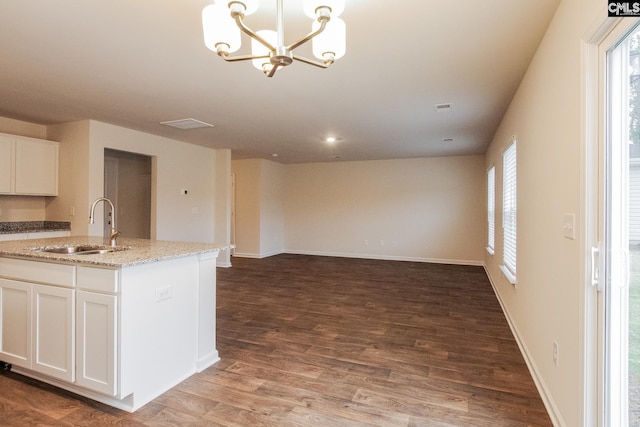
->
[[563, 213, 575, 240]]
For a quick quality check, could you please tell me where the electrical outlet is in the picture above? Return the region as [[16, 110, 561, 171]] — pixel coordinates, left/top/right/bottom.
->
[[553, 341, 559, 366], [155, 286, 172, 302]]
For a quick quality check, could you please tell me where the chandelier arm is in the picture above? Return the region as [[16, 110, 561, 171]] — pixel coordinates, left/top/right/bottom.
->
[[286, 17, 328, 52], [233, 14, 275, 51], [292, 54, 333, 69], [266, 63, 281, 78], [219, 52, 270, 62]]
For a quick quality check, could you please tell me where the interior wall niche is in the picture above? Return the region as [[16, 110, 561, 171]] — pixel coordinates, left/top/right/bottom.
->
[[104, 148, 152, 239]]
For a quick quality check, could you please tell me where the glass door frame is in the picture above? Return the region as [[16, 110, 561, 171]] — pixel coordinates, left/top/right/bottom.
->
[[583, 14, 639, 427]]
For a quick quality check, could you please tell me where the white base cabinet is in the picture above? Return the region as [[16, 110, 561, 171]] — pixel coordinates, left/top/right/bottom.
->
[[0, 278, 31, 367], [76, 290, 117, 396], [32, 284, 75, 382], [0, 252, 220, 412], [0, 260, 75, 382]]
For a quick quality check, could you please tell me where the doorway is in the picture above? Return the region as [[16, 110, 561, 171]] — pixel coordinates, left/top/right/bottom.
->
[[104, 149, 152, 239]]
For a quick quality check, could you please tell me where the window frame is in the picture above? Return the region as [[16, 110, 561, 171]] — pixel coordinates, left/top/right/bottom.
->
[[500, 140, 517, 285], [487, 166, 496, 254]]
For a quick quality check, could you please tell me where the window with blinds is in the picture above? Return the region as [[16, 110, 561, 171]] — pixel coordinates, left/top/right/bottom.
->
[[501, 141, 517, 284], [487, 166, 495, 254]]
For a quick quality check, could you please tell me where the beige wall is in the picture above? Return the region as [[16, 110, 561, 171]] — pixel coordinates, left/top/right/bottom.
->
[[215, 149, 232, 267], [232, 159, 262, 256], [88, 121, 217, 243], [233, 156, 486, 264], [46, 121, 91, 233], [260, 160, 286, 257], [231, 159, 286, 258], [0, 116, 47, 139], [285, 156, 486, 264], [48, 119, 224, 244], [483, 0, 602, 425]]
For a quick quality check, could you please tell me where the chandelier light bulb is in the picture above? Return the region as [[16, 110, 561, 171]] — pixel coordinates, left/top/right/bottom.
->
[[312, 17, 346, 61], [202, 3, 241, 54], [303, 0, 345, 19], [251, 30, 277, 71], [216, 0, 260, 16]]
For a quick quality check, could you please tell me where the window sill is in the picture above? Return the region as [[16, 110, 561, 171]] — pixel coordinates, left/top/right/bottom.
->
[[486, 246, 495, 255], [499, 265, 517, 286]]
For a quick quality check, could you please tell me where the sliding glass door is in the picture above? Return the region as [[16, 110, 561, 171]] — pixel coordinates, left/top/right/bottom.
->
[[602, 20, 640, 427]]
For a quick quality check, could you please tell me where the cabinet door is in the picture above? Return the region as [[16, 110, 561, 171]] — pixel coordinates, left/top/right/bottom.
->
[[76, 290, 117, 396], [0, 136, 13, 194], [0, 279, 31, 368], [14, 137, 58, 195], [32, 285, 74, 382]]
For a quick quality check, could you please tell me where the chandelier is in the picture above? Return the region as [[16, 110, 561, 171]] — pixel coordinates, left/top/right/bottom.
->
[[202, 0, 346, 77]]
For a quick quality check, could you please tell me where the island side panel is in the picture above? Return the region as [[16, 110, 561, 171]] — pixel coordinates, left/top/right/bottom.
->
[[197, 251, 219, 371], [119, 256, 199, 410]]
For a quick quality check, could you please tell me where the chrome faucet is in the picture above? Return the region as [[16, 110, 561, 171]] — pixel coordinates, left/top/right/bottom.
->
[[89, 197, 120, 247]]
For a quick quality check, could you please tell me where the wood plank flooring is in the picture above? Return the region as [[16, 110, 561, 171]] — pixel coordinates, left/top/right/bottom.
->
[[0, 254, 552, 426]]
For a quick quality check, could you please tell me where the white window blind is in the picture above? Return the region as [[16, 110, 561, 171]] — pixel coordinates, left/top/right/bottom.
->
[[487, 166, 495, 253], [502, 142, 517, 283]]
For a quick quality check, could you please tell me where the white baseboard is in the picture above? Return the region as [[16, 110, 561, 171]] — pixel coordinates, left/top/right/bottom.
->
[[232, 249, 284, 259], [483, 264, 565, 427], [284, 249, 483, 266], [216, 261, 232, 268], [231, 252, 262, 259], [233, 249, 482, 266]]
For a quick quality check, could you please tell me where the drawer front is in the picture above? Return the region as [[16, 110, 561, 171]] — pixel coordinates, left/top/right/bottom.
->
[[77, 267, 119, 293], [0, 258, 75, 287]]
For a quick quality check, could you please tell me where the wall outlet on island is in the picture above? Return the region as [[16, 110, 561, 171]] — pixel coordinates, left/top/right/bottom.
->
[[155, 285, 172, 302]]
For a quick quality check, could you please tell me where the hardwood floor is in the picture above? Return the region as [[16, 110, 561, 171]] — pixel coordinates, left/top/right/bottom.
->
[[0, 254, 552, 426]]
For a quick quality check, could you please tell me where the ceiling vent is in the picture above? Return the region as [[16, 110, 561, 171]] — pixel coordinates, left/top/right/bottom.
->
[[434, 103, 453, 112], [160, 118, 214, 130]]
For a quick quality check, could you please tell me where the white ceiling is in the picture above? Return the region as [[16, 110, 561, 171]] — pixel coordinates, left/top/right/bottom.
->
[[0, 0, 559, 163]]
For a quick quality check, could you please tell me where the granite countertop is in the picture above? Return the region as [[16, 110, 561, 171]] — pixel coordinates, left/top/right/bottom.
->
[[0, 236, 233, 267], [0, 221, 71, 234]]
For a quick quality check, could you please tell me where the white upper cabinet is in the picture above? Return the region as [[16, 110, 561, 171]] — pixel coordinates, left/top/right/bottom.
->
[[0, 133, 59, 196], [0, 135, 14, 194]]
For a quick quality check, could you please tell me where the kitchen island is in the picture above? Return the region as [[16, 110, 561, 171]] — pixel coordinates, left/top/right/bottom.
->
[[0, 236, 231, 412]]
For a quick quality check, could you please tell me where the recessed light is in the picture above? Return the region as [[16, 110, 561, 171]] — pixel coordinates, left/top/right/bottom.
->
[[325, 137, 337, 144], [272, 153, 279, 157]]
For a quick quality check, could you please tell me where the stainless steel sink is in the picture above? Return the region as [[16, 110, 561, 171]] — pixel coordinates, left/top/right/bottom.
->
[[33, 245, 128, 255]]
